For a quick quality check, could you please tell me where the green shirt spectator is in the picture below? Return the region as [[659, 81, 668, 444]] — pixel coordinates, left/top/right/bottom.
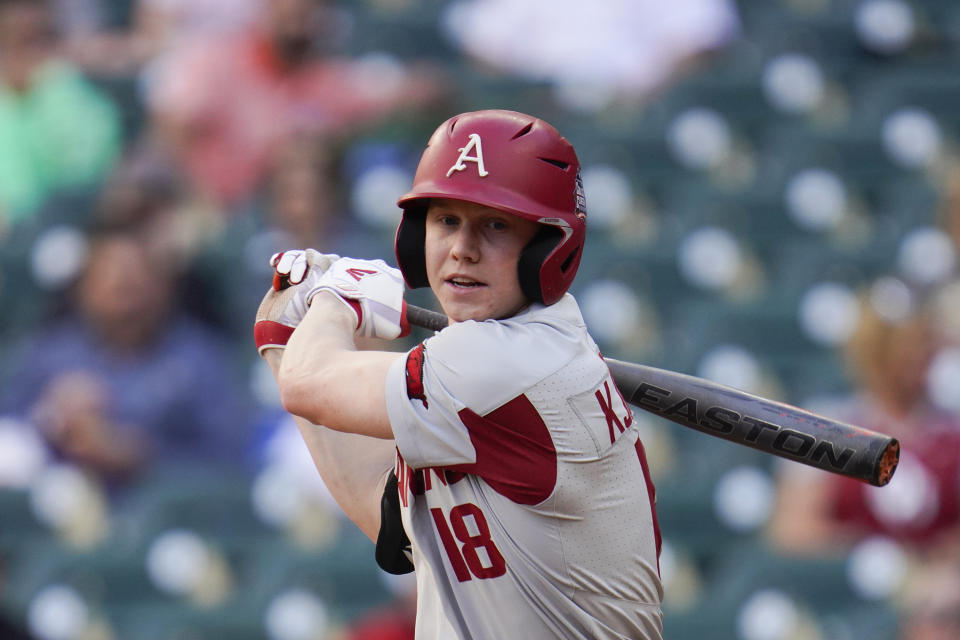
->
[[0, 62, 121, 226], [0, 0, 121, 228]]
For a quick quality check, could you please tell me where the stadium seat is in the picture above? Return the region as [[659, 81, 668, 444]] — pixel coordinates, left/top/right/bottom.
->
[[853, 65, 960, 132], [662, 601, 738, 640], [0, 488, 50, 559], [242, 532, 392, 626], [690, 541, 901, 640], [737, 2, 866, 62], [707, 541, 860, 612], [116, 467, 273, 550], [578, 230, 690, 302], [664, 544, 900, 640], [107, 599, 266, 640], [340, 0, 456, 60], [3, 538, 162, 614], [759, 124, 905, 186]]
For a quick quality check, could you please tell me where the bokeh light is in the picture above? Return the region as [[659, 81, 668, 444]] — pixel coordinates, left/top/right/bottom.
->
[[713, 466, 774, 533], [846, 536, 908, 600], [854, 0, 915, 55], [798, 282, 860, 346], [678, 226, 742, 290], [146, 528, 211, 595], [736, 588, 799, 640], [784, 168, 847, 232], [882, 108, 942, 169], [580, 165, 633, 229], [896, 226, 955, 286], [30, 226, 87, 290], [762, 53, 825, 115], [264, 588, 329, 640], [27, 585, 89, 640], [667, 108, 733, 170]]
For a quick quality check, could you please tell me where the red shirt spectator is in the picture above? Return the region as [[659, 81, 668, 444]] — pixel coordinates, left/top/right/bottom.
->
[[147, 0, 438, 205]]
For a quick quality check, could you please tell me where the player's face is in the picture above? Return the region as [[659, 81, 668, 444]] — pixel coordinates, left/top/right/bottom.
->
[[424, 199, 540, 323]]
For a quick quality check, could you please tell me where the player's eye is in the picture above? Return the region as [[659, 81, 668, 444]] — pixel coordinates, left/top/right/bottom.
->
[[487, 219, 508, 231], [439, 215, 460, 227], [429, 212, 459, 227]]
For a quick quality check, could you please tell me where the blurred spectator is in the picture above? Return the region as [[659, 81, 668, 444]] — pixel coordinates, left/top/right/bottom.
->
[[144, 0, 441, 207], [191, 134, 383, 342], [0, 0, 121, 228], [255, 135, 355, 250], [63, 0, 263, 77], [899, 561, 960, 640], [943, 163, 960, 245], [930, 163, 960, 346], [767, 294, 960, 556], [443, 0, 739, 111], [96, 144, 201, 262], [0, 224, 255, 485]]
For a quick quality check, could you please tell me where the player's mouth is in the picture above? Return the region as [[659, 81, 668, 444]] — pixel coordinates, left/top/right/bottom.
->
[[446, 276, 486, 289]]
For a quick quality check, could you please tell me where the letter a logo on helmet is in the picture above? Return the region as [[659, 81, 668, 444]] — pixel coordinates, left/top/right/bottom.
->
[[446, 133, 489, 178], [395, 109, 587, 306]]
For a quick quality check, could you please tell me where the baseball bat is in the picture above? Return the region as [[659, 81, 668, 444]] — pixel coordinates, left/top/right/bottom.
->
[[404, 304, 899, 487]]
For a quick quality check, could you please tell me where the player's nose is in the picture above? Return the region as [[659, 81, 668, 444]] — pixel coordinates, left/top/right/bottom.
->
[[449, 225, 481, 262]]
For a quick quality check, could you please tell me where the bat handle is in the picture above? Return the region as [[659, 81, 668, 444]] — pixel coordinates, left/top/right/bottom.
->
[[406, 303, 449, 332]]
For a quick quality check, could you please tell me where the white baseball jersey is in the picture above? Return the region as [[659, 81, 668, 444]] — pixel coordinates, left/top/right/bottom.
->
[[385, 294, 663, 640]]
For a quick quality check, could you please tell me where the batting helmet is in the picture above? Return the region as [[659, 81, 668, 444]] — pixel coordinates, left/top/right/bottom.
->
[[395, 109, 587, 306]]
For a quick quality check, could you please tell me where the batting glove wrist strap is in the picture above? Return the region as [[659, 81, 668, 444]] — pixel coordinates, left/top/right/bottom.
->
[[254, 320, 294, 354], [254, 282, 301, 356]]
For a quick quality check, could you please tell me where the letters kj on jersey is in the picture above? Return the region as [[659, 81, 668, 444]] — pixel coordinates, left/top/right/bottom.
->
[[569, 370, 635, 451], [447, 133, 489, 178]]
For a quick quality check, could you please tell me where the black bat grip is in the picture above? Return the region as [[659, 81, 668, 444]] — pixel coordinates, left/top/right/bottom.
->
[[405, 304, 449, 332]]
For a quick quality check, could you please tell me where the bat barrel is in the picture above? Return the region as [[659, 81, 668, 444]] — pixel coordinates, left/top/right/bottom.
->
[[606, 358, 900, 487]]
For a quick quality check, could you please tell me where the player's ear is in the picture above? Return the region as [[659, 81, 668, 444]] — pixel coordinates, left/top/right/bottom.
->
[[395, 206, 429, 289]]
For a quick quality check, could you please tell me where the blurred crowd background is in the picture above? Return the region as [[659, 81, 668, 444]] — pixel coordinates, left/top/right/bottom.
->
[[0, 0, 958, 638]]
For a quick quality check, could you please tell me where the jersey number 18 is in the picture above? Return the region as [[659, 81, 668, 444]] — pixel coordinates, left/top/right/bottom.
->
[[431, 503, 507, 582]]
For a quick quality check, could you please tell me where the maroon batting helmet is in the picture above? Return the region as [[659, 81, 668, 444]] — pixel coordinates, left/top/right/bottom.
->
[[395, 109, 587, 306]]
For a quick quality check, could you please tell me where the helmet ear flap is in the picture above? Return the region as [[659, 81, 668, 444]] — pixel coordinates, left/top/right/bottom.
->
[[518, 226, 562, 304], [395, 207, 429, 288]]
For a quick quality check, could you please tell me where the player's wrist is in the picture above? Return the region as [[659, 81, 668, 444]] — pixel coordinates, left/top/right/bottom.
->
[[260, 347, 284, 370], [310, 290, 362, 330]]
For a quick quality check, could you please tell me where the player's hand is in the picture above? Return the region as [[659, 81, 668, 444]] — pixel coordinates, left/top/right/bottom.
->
[[256, 249, 340, 353], [313, 257, 409, 340], [270, 249, 340, 293], [254, 284, 301, 355]]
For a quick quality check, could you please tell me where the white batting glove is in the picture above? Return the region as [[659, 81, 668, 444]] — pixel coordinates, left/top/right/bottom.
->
[[253, 249, 340, 354], [313, 257, 409, 339], [268, 248, 340, 320], [270, 248, 340, 290]]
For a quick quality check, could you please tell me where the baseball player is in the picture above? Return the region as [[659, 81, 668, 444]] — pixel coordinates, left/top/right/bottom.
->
[[255, 109, 663, 639]]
